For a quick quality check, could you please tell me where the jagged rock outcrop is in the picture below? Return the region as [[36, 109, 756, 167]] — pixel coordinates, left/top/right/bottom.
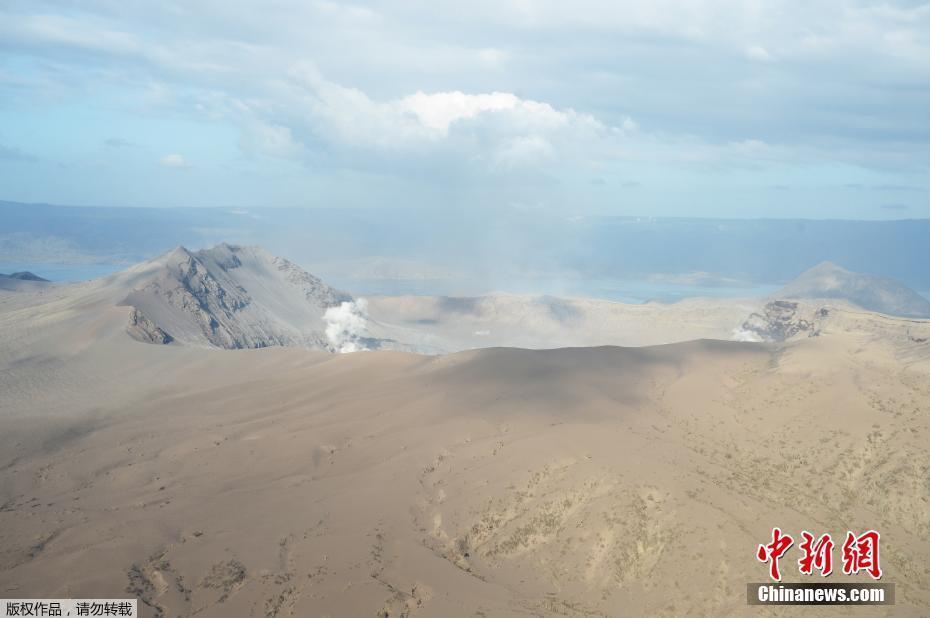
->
[[126, 307, 173, 344], [272, 254, 347, 307], [120, 244, 354, 350], [738, 300, 826, 342], [775, 261, 930, 318]]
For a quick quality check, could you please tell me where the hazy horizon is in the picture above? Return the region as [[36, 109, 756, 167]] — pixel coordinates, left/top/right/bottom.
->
[[3, 201, 930, 300], [6, 198, 930, 221]]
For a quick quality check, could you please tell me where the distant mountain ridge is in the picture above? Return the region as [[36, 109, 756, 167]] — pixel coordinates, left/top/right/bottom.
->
[[121, 244, 353, 349], [0, 271, 48, 282], [774, 261, 930, 318]]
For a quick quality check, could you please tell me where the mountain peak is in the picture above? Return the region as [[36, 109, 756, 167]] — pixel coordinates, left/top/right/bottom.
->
[[195, 243, 246, 271], [776, 262, 930, 318], [809, 260, 843, 270], [122, 243, 355, 350], [163, 245, 195, 263], [0, 271, 49, 282]]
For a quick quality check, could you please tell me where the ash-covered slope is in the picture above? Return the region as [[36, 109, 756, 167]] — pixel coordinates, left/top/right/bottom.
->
[[775, 261, 930, 318], [121, 244, 353, 349]]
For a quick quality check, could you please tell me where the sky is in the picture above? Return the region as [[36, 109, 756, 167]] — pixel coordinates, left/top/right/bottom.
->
[[0, 0, 929, 219]]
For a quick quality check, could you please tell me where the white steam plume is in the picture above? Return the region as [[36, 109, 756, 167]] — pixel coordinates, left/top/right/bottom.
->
[[731, 326, 762, 342], [324, 299, 369, 353]]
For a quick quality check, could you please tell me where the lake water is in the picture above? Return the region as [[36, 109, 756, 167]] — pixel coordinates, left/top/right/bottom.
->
[[12, 262, 925, 305], [0, 262, 126, 282]]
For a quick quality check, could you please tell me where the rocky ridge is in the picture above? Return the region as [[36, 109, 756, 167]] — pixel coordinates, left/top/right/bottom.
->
[[738, 300, 828, 342], [121, 244, 352, 350]]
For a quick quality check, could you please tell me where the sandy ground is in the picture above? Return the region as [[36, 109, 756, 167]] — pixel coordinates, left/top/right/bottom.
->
[[1, 283, 930, 617], [365, 294, 758, 352]]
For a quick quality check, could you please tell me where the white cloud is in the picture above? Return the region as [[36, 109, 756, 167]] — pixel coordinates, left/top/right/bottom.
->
[[3, 0, 930, 211], [159, 153, 188, 168], [283, 67, 619, 165], [745, 45, 774, 62], [477, 48, 507, 67], [239, 122, 305, 159], [398, 91, 521, 134], [493, 135, 557, 168]]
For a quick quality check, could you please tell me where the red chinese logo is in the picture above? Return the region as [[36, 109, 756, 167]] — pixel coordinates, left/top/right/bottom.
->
[[798, 531, 834, 576], [842, 530, 882, 579], [756, 527, 794, 581], [757, 528, 882, 581]]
